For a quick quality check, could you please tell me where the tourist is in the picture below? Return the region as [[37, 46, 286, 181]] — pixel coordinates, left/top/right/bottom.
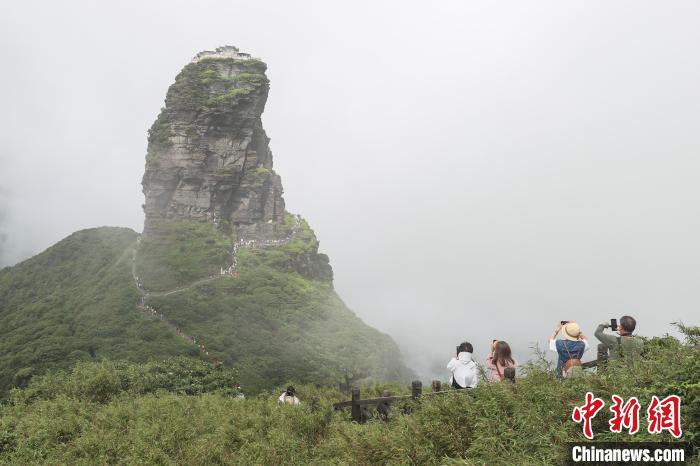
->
[[549, 321, 588, 378], [486, 340, 517, 382], [447, 342, 478, 389], [594, 316, 644, 359], [278, 386, 301, 405]]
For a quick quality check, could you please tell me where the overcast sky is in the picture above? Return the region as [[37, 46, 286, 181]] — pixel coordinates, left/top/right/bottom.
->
[[2, 1, 699, 378]]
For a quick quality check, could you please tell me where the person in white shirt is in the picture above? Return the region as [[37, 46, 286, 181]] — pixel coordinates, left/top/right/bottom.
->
[[447, 342, 479, 389], [278, 386, 301, 405]]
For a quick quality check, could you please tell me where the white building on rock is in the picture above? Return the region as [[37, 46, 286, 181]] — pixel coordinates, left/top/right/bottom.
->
[[191, 45, 257, 63]]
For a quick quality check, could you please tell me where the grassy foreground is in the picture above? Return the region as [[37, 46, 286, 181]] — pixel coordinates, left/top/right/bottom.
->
[[0, 329, 697, 465]]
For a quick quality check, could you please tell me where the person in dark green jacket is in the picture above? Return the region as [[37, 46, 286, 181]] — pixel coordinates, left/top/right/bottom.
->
[[594, 315, 644, 359]]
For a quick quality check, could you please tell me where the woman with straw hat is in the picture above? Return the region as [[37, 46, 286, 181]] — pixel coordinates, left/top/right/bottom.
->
[[548, 321, 589, 378]]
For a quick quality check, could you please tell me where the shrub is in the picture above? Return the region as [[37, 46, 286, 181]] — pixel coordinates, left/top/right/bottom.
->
[[1, 327, 696, 464], [10, 358, 241, 406]]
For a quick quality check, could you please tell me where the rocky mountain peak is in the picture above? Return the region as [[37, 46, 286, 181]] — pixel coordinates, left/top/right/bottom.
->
[[142, 46, 284, 239]]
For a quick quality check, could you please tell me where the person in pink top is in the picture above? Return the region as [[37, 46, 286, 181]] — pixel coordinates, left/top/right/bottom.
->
[[486, 340, 517, 381]]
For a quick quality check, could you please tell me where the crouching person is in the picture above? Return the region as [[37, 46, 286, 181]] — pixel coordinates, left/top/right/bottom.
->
[[447, 342, 478, 389], [549, 321, 589, 378], [278, 386, 301, 405]]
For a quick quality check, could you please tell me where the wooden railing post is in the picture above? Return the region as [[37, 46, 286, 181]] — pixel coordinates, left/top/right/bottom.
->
[[431, 380, 442, 392], [411, 380, 422, 399], [351, 387, 361, 422], [377, 391, 391, 421], [597, 344, 608, 371]]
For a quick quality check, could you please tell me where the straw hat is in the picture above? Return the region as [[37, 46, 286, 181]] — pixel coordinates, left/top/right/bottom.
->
[[562, 322, 582, 341]]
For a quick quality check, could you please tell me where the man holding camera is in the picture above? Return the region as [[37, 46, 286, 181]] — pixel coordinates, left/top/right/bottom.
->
[[447, 342, 478, 389], [594, 315, 644, 360], [278, 386, 301, 405]]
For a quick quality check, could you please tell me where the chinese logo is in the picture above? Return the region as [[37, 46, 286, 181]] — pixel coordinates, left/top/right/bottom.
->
[[572, 392, 681, 439]]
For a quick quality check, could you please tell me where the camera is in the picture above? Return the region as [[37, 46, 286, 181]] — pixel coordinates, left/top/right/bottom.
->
[[610, 318, 618, 331]]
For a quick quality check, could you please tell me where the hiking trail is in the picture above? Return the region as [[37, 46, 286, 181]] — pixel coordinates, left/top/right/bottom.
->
[[130, 216, 302, 363]]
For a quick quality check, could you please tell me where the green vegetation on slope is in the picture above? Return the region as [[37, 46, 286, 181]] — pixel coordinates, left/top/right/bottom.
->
[[0, 330, 696, 465], [0, 217, 410, 398], [145, 57, 269, 157], [143, 216, 406, 393], [236, 214, 332, 282], [11, 358, 241, 405], [164, 58, 267, 114], [0, 228, 200, 396], [136, 218, 233, 291]]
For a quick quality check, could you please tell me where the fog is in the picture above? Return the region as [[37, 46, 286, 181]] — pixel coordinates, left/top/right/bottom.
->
[[2, 1, 699, 379]]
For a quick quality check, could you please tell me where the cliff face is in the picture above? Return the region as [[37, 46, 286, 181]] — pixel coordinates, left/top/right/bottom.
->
[[137, 46, 334, 291], [142, 46, 284, 239]]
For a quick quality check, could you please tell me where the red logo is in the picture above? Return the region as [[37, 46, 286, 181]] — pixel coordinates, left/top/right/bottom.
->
[[572, 392, 605, 439], [647, 395, 682, 438], [572, 393, 682, 439], [609, 395, 641, 434]]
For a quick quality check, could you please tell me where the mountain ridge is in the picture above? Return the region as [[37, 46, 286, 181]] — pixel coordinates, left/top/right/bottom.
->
[[0, 46, 412, 395]]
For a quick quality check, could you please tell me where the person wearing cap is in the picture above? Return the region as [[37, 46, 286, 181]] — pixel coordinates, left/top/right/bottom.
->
[[548, 321, 589, 378], [278, 386, 301, 405]]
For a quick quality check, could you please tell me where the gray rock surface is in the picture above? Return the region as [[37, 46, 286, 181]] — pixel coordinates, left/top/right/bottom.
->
[[142, 46, 285, 239]]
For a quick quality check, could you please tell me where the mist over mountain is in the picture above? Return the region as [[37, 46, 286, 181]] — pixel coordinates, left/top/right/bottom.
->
[[0, 188, 8, 266], [1, 4, 699, 463], [0, 47, 411, 395], [2, 1, 699, 383]]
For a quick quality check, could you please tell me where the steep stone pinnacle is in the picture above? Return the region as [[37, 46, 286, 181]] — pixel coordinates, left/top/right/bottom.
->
[[142, 46, 284, 239]]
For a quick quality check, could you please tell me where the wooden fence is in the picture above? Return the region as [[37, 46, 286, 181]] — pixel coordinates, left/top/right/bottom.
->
[[582, 343, 609, 369], [334, 344, 609, 422]]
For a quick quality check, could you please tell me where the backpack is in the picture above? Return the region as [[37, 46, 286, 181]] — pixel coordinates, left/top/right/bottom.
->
[[562, 342, 583, 378]]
